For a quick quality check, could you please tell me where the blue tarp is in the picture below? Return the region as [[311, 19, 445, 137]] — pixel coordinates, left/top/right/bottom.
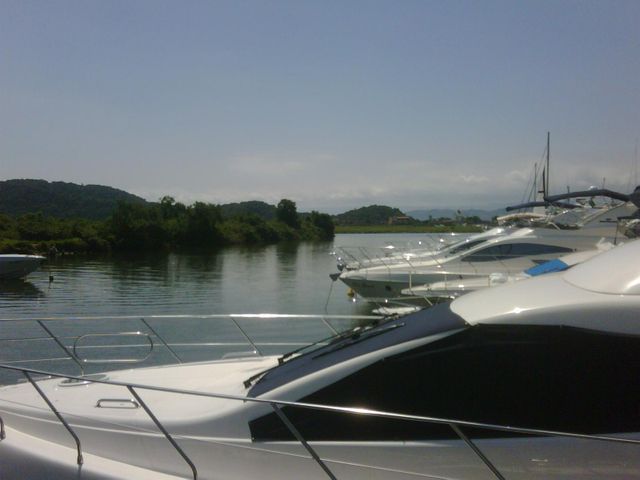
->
[[525, 258, 570, 276]]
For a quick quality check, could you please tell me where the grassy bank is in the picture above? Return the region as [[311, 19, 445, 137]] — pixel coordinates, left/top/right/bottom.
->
[[335, 225, 485, 234]]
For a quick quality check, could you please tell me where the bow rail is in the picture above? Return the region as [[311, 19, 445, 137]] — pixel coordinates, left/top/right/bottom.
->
[[0, 313, 379, 378], [1, 363, 639, 480]]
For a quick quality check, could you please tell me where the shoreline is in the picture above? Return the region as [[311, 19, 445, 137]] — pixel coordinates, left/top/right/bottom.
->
[[335, 225, 485, 234]]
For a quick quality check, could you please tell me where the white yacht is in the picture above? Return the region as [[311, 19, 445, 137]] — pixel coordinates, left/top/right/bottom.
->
[[338, 201, 637, 301], [1, 240, 640, 479], [0, 254, 45, 280], [400, 244, 613, 301], [335, 227, 515, 272]]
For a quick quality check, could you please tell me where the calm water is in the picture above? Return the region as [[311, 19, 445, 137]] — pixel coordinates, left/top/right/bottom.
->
[[0, 233, 462, 384], [0, 233, 447, 319]]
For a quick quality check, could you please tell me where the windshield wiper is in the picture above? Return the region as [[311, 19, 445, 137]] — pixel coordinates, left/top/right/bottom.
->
[[311, 321, 405, 359], [277, 319, 381, 364], [242, 318, 387, 389]]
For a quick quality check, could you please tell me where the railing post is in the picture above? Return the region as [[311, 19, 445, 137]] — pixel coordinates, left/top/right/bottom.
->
[[24, 371, 83, 465], [37, 320, 85, 375], [127, 386, 197, 480], [0, 414, 5, 440], [449, 423, 505, 480], [270, 403, 337, 480], [319, 316, 339, 336], [140, 318, 183, 364], [229, 316, 262, 356]]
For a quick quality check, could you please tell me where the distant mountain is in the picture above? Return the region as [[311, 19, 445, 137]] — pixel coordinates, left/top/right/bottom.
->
[[406, 208, 506, 222], [219, 200, 276, 220], [334, 205, 412, 225], [0, 179, 147, 219]]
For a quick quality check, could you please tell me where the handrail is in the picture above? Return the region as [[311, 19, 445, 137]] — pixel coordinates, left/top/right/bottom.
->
[[449, 423, 505, 480], [2, 363, 640, 480], [271, 403, 337, 480], [22, 371, 83, 466], [0, 313, 380, 322], [127, 386, 198, 480], [95, 398, 140, 409], [36, 320, 85, 375], [0, 314, 380, 376], [4, 363, 639, 445], [139, 318, 183, 364], [229, 316, 262, 356], [73, 332, 154, 364]]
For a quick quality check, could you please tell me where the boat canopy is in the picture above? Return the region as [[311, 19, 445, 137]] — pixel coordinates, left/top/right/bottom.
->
[[564, 240, 640, 295]]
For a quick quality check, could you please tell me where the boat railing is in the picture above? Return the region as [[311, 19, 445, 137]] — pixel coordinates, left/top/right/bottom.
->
[[1, 362, 639, 480], [333, 238, 447, 271], [0, 314, 379, 378], [334, 245, 405, 271], [335, 228, 625, 278], [73, 331, 156, 364]]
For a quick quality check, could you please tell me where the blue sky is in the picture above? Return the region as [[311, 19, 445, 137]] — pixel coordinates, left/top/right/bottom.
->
[[1, 0, 639, 212]]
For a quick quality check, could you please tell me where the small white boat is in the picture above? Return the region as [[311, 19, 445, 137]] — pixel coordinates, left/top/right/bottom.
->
[[0, 254, 45, 280]]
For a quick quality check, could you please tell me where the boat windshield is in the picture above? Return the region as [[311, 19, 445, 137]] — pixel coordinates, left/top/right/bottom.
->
[[549, 208, 601, 227], [247, 303, 467, 397], [243, 315, 392, 389], [443, 238, 488, 257]]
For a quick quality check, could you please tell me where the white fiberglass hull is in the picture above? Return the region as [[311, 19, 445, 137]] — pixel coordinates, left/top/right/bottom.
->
[[339, 261, 532, 299], [338, 228, 613, 300], [2, 423, 639, 480], [0, 255, 45, 280], [1, 358, 639, 479]]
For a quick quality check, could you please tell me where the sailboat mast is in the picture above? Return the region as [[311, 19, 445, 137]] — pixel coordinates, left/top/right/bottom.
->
[[533, 162, 537, 202], [546, 131, 550, 197]]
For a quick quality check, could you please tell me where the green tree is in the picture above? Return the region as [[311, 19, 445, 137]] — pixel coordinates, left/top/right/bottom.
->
[[307, 211, 334, 239], [109, 201, 168, 250], [184, 202, 223, 246], [276, 199, 300, 229]]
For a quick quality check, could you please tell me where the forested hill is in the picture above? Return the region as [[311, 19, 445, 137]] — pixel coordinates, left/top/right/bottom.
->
[[0, 179, 148, 219], [219, 200, 276, 220], [334, 205, 412, 225]]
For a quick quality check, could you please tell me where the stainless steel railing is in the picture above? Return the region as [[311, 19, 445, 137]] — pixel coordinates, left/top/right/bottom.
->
[[1, 363, 640, 480], [0, 314, 378, 377]]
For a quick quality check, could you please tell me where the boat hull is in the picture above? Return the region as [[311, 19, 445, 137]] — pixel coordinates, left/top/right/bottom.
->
[[1, 422, 639, 479], [1, 358, 639, 479], [0, 255, 45, 280]]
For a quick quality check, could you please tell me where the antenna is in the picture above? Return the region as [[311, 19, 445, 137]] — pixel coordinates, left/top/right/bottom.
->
[[635, 137, 638, 187], [546, 131, 550, 196]]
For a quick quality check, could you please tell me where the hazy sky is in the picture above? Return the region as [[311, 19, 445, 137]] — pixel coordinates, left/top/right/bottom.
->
[[1, 0, 639, 213]]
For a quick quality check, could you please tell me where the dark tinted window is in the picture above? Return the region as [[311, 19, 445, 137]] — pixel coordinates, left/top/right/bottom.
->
[[248, 303, 466, 397], [250, 324, 640, 441], [461, 243, 573, 262], [446, 239, 486, 255]]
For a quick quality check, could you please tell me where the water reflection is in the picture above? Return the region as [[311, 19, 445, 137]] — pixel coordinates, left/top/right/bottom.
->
[[0, 279, 45, 299], [0, 234, 430, 319]]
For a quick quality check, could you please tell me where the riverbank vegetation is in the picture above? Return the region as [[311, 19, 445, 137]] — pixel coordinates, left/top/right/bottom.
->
[[335, 224, 483, 234], [0, 197, 334, 254], [0, 180, 494, 254]]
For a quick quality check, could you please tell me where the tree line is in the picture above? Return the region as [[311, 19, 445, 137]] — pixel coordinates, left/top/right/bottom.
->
[[0, 197, 334, 254]]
